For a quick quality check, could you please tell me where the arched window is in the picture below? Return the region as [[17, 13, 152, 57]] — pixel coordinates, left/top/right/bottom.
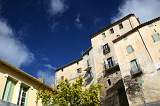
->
[[126, 45, 134, 54]]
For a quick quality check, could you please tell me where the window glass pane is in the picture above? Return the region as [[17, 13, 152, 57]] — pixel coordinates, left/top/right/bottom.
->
[[126, 45, 134, 54], [130, 60, 139, 72], [110, 28, 114, 34], [107, 57, 113, 67], [17, 85, 28, 106], [152, 33, 160, 42], [119, 23, 123, 29], [3, 79, 15, 102]]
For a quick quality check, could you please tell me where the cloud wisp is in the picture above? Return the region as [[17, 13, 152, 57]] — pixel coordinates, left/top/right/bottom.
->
[[37, 70, 54, 86], [49, 0, 68, 16], [75, 14, 83, 29], [44, 64, 56, 70], [112, 0, 160, 22], [0, 19, 34, 67]]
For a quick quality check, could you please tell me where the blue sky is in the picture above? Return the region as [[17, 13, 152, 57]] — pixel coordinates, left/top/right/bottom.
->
[[0, 0, 160, 85]]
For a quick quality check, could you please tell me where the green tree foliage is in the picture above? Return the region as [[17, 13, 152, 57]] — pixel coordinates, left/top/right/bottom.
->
[[37, 77, 101, 106]]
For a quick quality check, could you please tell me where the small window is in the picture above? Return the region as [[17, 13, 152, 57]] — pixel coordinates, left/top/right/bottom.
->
[[110, 28, 114, 34], [119, 23, 123, 29], [107, 57, 114, 68], [103, 43, 110, 54], [117, 35, 120, 37], [126, 45, 134, 54], [130, 59, 142, 76], [77, 68, 82, 73], [87, 60, 90, 67], [152, 33, 160, 43], [102, 33, 106, 38], [107, 79, 111, 86], [61, 76, 64, 80]]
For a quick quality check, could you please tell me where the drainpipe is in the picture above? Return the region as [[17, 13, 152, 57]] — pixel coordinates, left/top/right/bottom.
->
[[137, 30, 153, 62]]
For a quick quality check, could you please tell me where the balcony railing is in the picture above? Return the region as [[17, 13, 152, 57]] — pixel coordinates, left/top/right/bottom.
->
[[103, 61, 120, 77], [130, 65, 142, 77], [83, 67, 93, 86]]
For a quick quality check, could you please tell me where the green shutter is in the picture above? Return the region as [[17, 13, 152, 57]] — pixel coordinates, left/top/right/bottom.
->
[[3, 79, 15, 102], [3, 80, 11, 101], [25, 90, 29, 106]]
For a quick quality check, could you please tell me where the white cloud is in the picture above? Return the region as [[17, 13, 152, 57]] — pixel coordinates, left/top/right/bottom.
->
[[44, 64, 56, 70], [49, 0, 68, 16], [112, 0, 160, 22], [0, 19, 34, 67], [75, 14, 83, 29], [37, 70, 54, 86]]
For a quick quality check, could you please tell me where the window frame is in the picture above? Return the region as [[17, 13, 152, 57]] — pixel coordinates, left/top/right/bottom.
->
[[152, 33, 160, 43], [2, 77, 16, 102], [107, 57, 114, 68], [103, 43, 110, 54], [130, 59, 142, 77], [17, 84, 29, 106], [126, 45, 134, 54], [77, 68, 82, 73], [119, 23, 123, 29], [109, 28, 114, 34]]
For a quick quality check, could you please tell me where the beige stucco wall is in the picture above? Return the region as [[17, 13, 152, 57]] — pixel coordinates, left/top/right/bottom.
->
[[55, 15, 140, 85], [91, 16, 140, 80], [114, 20, 160, 105], [0, 63, 43, 106], [55, 49, 95, 86]]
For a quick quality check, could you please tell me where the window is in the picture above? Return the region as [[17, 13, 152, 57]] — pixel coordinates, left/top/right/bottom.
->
[[77, 68, 82, 73], [107, 79, 111, 86], [130, 59, 141, 76], [117, 35, 120, 37], [102, 33, 106, 38], [107, 57, 114, 68], [103, 43, 110, 54], [110, 28, 114, 34], [152, 33, 160, 43], [87, 60, 90, 67], [2, 78, 16, 102], [17, 85, 29, 106], [126, 45, 134, 54], [119, 23, 123, 29], [61, 76, 64, 80]]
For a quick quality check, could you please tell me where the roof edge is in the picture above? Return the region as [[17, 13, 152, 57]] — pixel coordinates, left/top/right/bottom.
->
[[0, 59, 52, 89], [91, 14, 135, 39], [55, 47, 92, 72], [113, 16, 160, 43], [55, 57, 83, 71]]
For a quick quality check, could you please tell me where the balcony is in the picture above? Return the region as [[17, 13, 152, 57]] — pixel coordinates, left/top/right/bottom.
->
[[83, 67, 93, 86], [130, 65, 142, 77], [103, 61, 120, 77]]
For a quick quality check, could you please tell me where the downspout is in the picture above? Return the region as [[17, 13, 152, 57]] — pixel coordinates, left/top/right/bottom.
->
[[128, 18, 153, 62], [137, 29, 153, 62]]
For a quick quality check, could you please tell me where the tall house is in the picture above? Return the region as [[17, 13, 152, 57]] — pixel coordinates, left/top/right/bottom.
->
[[55, 14, 160, 105], [91, 14, 140, 80], [55, 14, 140, 86], [113, 17, 160, 106]]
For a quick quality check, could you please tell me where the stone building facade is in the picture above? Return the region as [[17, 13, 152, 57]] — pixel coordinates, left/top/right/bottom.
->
[[55, 14, 160, 106]]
